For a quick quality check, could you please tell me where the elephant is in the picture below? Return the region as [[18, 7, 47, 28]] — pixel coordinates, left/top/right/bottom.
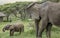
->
[[26, 1, 60, 38], [2, 24, 24, 36]]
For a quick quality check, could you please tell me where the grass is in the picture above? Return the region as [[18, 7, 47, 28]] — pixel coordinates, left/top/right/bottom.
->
[[0, 19, 60, 38]]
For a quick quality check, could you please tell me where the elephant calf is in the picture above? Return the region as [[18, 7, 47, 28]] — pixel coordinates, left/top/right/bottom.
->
[[2, 24, 24, 36]]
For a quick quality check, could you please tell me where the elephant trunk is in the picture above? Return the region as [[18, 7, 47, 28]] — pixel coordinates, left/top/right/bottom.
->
[[2, 28, 5, 32]]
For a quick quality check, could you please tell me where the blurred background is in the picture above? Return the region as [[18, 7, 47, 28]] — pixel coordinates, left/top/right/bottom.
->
[[0, 0, 60, 38]]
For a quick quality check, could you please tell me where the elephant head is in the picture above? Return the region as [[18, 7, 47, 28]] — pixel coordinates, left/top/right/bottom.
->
[[2, 24, 12, 32]]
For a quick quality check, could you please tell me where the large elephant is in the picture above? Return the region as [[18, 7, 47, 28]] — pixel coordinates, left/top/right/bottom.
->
[[26, 1, 60, 38], [2, 24, 24, 36]]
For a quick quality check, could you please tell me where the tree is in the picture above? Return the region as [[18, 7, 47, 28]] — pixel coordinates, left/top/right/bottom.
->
[[0, 2, 31, 21]]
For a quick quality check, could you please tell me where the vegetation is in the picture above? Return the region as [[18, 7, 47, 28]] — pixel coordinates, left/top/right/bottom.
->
[[0, 18, 60, 38], [0, 0, 60, 38], [0, 0, 60, 21], [0, 2, 31, 21]]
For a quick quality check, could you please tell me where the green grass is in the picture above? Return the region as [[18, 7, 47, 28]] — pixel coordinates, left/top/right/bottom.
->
[[0, 19, 60, 38]]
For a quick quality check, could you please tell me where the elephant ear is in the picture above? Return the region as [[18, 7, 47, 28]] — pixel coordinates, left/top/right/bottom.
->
[[4, 24, 12, 30], [26, 3, 40, 19], [9, 25, 14, 30], [31, 5, 40, 19]]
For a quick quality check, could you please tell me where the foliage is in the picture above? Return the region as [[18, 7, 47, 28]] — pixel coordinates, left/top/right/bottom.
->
[[0, 19, 60, 38], [0, 2, 32, 21]]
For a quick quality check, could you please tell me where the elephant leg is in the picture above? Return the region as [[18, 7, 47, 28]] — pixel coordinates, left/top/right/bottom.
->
[[46, 23, 52, 38], [35, 18, 41, 37], [10, 30, 14, 36], [22, 27, 24, 32], [38, 18, 48, 38], [19, 28, 21, 34]]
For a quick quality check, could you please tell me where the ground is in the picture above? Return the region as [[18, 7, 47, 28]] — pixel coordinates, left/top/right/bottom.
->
[[0, 18, 60, 38]]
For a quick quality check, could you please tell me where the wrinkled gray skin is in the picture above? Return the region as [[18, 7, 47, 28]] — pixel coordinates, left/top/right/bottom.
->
[[2, 24, 24, 36], [26, 1, 60, 38]]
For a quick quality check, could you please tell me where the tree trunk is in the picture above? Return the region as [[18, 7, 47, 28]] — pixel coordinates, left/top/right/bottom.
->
[[6, 16, 9, 22]]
